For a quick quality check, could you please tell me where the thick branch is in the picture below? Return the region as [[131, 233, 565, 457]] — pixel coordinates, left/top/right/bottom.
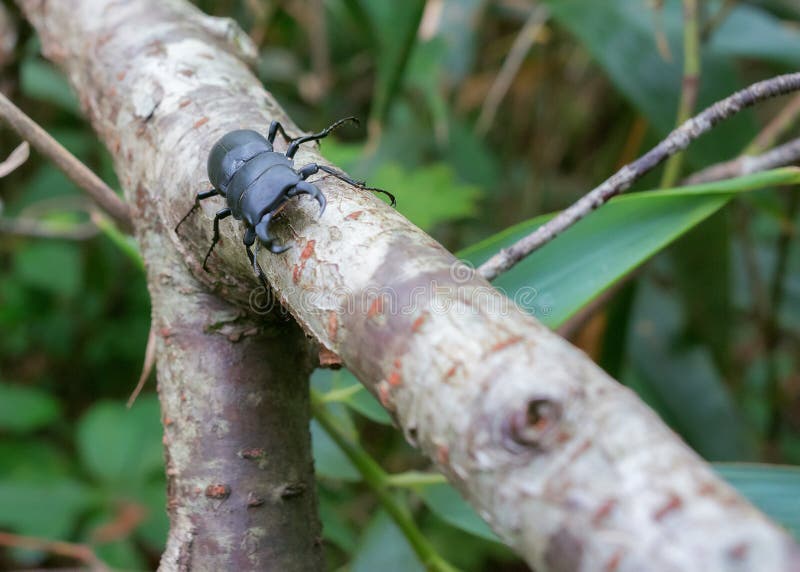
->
[[478, 72, 800, 281], [21, 1, 800, 571], [17, 2, 322, 570]]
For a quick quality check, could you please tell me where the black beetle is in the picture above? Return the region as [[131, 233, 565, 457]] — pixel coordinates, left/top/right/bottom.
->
[[175, 116, 394, 285]]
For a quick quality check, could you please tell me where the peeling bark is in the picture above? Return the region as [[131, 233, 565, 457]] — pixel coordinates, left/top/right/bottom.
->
[[18, 1, 800, 571]]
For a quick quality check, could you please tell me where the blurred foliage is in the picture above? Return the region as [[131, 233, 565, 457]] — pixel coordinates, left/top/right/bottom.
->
[[1, 0, 800, 570]]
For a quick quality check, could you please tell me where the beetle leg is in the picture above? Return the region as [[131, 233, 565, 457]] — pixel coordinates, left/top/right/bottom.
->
[[285, 117, 359, 159], [296, 163, 319, 180], [305, 163, 397, 207], [202, 207, 232, 271], [267, 120, 292, 145], [175, 188, 219, 233], [243, 227, 269, 288], [255, 212, 292, 254], [288, 181, 326, 218]]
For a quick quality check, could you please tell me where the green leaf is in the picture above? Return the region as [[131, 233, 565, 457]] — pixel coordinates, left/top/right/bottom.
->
[[711, 5, 800, 68], [7, 165, 81, 214], [432, 0, 486, 84], [76, 396, 163, 485], [362, 0, 426, 127], [94, 539, 145, 572], [623, 280, 756, 460], [319, 487, 359, 553], [370, 163, 483, 231], [670, 211, 732, 374], [0, 478, 96, 539], [0, 382, 60, 433], [132, 480, 169, 551], [714, 464, 800, 538], [14, 241, 83, 298], [0, 441, 70, 478], [81, 512, 147, 571], [460, 168, 800, 329], [351, 510, 426, 572], [20, 58, 81, 114], [418, 483, 499, 543], [317, 368, 393, 425], [311, 419, 361, 482]]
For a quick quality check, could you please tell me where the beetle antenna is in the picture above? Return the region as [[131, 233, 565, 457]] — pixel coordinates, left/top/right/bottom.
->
[[285, 116, 359, 159]]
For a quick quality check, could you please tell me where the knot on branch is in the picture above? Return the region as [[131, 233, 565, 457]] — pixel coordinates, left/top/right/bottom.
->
[[503, 397, 563, 451], [466, 383, 573, 470]]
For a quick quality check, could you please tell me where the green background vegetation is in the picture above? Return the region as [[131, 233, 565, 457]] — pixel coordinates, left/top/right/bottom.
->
[[1, 0, 799, 569]]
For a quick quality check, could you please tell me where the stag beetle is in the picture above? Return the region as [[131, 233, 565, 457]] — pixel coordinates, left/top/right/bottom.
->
[[175, 117, 394, 285]]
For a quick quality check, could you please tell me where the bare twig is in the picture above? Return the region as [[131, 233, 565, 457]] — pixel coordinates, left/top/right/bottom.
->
[[307, 0, 331, 99], [747, 92, 800, 155], [0, 3, 17, 68], [0, 216, 98, 240], [0, 92, 132, 232], [702, 0, 738, 41], [0, 193, 99, 239], [660, 0, 701, 188], [0, 141, 29, 177], [475, 5, 548, 136], [127, 323, 157, 408], [478, 72, 800, 281], [0, 531, 109, 572], [684, 137, 800, 184], [649, 1, 672, 62]]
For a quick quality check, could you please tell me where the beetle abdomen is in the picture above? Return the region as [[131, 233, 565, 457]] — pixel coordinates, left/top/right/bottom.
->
[[207, 130, 272, 192]]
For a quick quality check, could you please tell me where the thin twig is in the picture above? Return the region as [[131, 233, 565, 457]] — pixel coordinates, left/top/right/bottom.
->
[[0, 141, 29, 177], [701, 0, 738, 41], [660, 0, 701, 188], [0, 216, 98, 240], [307, 0, 331, 99], [475, 5, 548, 136], [649, 0, 672, 62], [127, 322, 157, 407], [0, 532, 109, 572], [478, 72, 800, 281], [0, 93, 133, 232], [746, 92, 800, 155], [684, 137, 800, 184]]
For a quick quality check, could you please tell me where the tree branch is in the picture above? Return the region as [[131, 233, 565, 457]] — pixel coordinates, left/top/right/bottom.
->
[[19, 0, 800, 570], [477, 72, 800, 281], [684, 136, 800, 184], [746, 92, 800, 155], [0, 531, 109, 572]]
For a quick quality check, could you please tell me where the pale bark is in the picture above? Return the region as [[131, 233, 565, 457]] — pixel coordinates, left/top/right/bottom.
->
[[19, 1, 800, 571]]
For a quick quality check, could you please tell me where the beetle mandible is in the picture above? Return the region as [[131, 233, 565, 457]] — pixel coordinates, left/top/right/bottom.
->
[[175, 116, 395, 285]]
